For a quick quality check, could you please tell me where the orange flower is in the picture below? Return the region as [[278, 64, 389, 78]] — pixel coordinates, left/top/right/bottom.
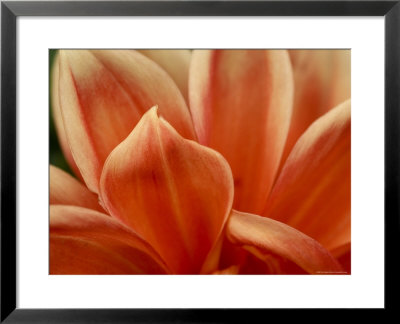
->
[[50, 49, 350, 275]]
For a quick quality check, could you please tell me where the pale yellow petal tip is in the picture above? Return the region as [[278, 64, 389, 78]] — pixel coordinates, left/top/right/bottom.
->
[[142, 105, 161, 122]]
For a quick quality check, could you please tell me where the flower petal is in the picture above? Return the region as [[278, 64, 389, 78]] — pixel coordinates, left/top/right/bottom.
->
[[58, 49, 196, 193], [331, 242, 351, 274], [50, 165, 103, 212], [212, 265, 239, 275], [100, 107, 234, 274], [50, 205, 169, 274], [238, 249, 307, 274], [226, 210, 343, 274], [138, 50, 191, 102], [50, 52, 82, 179], [264, 100, 351, 251], [280, 50, 351, 167], [189, 50, 294, 213], [218, 235, 307, 274]]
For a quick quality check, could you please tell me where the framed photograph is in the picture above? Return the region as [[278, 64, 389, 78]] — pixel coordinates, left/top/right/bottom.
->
[[1, 0, 398, 321]]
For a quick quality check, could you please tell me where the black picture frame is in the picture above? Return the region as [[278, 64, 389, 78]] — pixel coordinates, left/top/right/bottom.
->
[[1, 0, 399, 322]]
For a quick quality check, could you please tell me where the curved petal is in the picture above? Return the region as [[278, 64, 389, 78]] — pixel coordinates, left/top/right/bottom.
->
[[217, 237, 307, 274], [50, 52, 82, 179], [280, 50, 351, 167], [138, 50, 191, 102], [226, 210, 343, 274], [50, 165, 104, 213], [264, 100, 351, 251], [238, 250, 307, 274], [50, 205, 169, 274], [58, 49, 196, 193], [189, 50, 294, 213], [100, 107, 234, 274]]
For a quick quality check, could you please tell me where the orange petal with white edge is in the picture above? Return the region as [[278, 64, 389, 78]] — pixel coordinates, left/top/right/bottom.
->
[[50, 52, 82, 179], [189, 50, 294, 214], [280, 50, 351, 168], [58, 49, 195, 193], [226, 210, 344, 274], [100, 107, 234, 274], [138, 50, 191, 102], [50, 165, 103, 213], [264, 100, 351, 251], [50, 205, 169, 274]]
